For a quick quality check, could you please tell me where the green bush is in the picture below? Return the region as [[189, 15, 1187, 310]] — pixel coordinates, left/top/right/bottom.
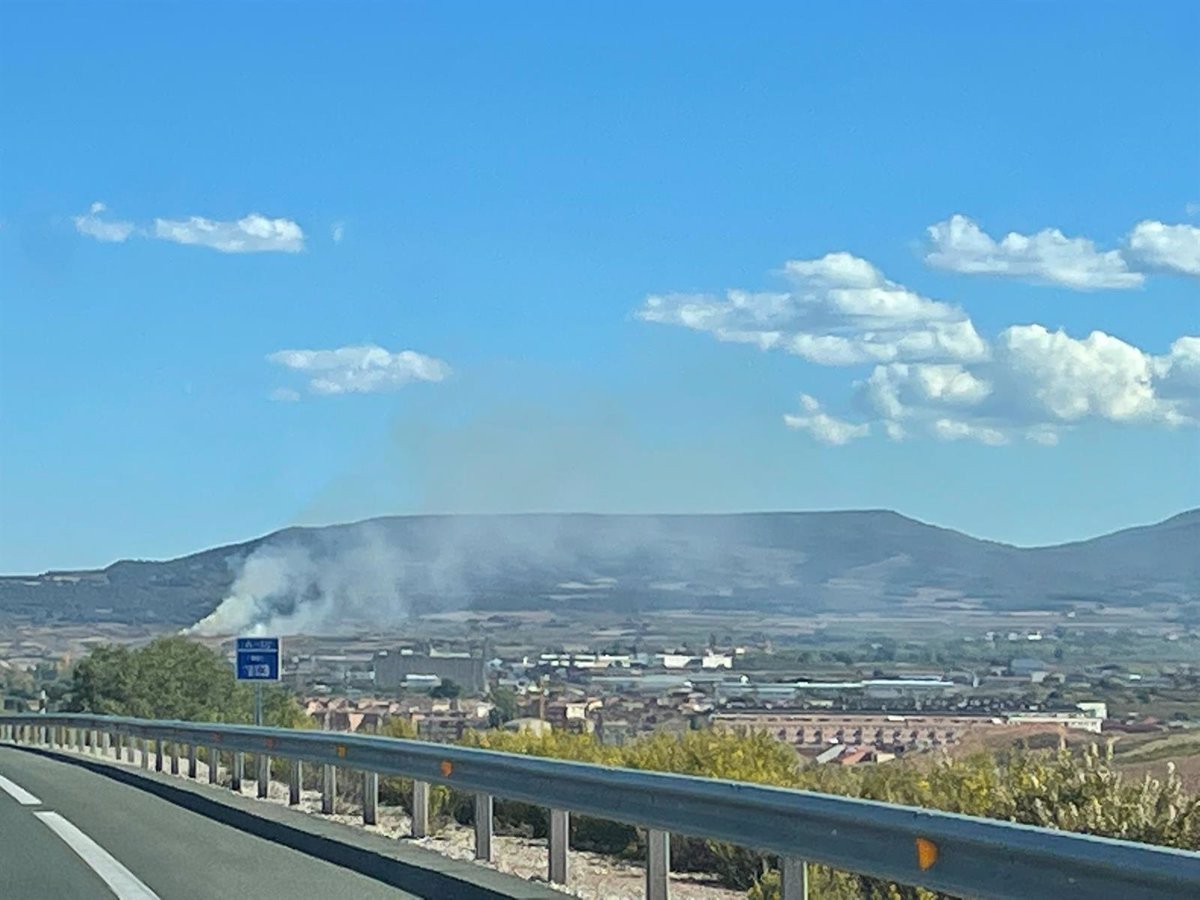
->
[[452, 727, 1199, 897], [65, 636, 306, 728]]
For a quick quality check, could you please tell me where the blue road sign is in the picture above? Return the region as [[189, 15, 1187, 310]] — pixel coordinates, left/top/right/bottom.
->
[[235, 637, 280, 681]]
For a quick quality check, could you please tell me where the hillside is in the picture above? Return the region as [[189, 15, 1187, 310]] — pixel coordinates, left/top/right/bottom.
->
[[0, 510, 1196, 629]]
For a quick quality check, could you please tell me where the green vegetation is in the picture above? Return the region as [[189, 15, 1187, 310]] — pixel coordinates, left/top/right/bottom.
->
[[64, 636, 306, 728], [429, 678, 462, 700], [487, 685, 519, 727], [47, 639, 1200, 898], [453, 728, 1200, 898]]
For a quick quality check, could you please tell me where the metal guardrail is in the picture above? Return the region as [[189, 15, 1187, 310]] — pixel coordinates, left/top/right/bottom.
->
[[2, 713, 1199, 900]]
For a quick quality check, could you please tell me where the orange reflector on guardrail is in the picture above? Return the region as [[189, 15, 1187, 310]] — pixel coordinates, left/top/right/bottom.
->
[[916, 837, 938, 870], [441, 760, 453, 777], [336, 745, 347, 758]]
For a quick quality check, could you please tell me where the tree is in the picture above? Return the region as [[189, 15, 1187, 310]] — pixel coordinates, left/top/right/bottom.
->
[[65, 636, 305, 727], [430, 679, 462, 699], [488, 686, 519, 727]]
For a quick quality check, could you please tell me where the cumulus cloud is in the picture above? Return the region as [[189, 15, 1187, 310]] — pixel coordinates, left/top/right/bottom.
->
[[1126, 221, 1200, 276], [640, 249, 1197, 447], [639, 251, 988, 366], [991, 325, 1182, 425], [855, 326, 1196, 445], [783, 394, 870, 445], [268, 344, 451, 396], [925, 214, 1142, 289], [70, 202, 305, 253], [73, 202, 135, 243], [1152, 336, 1200, 406], [154, 213, 304, 253], [930, 418, 1009, 446]]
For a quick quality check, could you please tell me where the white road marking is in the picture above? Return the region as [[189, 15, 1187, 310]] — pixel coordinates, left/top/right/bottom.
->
[[0, 773, 42, 805], [34, 811, 161, 900]]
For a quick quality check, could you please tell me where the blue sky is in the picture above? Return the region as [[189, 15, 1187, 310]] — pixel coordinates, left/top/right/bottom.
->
[[1, 1, 1197, 573]]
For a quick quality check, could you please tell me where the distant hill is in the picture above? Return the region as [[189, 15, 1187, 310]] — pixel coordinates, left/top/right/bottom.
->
[[0, 510, 1196, 630]]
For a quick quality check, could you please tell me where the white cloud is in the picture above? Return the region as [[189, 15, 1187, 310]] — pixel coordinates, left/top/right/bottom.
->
[[269, 388, 301, 402], [1185, 202, 1200, 218], [992, 325, 1182, 425], [640, 246, 1197, 447], [1025, 428, 1060, 446], [925, 214, 1142, 289], [1126, 220, 1200, 277], [154, 213, 305, 253], [332, 221, 345, 244], [856, 325, 1196, 445], [862, 363, 992, 422], [1152, 336, 1200, 420], [268, 344, 451, 395], [73, 202, 135, 243], [783, 394, 870, 445], [71, 202, 306, 253], [639, 252, 988, 367], [930, 418, 1009, 446]]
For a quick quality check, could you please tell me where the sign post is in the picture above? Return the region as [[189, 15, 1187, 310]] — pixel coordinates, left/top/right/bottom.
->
[[236, 637, 280, 798], [235, 637, 281, 726]]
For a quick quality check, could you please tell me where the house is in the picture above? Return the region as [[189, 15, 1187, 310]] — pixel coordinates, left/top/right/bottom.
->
[[1008, 658, 1047, 678]]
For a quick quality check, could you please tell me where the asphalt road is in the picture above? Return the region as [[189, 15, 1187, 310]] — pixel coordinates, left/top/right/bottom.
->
[[0, 745, 564, 900]]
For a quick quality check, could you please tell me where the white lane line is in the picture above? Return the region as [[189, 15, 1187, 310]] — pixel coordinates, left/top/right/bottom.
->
[[0, 773, 42, 805], [34, 811, 161, 900]]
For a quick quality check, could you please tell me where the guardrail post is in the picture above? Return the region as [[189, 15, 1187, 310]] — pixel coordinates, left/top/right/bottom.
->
[[155, 740, 164, 772], [89, 730, 98, 755], [474, 793, 493, 861], [232, 752, 244, 792], [412, 780, 430, 838], [257, 754, 269, 798], [140, 738, 149, 770], [321, 764, 336, 814], [76, 728, 84, 753], [113, 732, 123, 759], [208, 747, 218, 784], [188, 744, 198, 779], [125, 735, 134, 763], [549, 808, 569, 885], [170, 742, 180, 775], [363, 771, 378, 825], [646, 828, 669, 900], [288, 759, 301, 805], [781, 857, 809, 900]]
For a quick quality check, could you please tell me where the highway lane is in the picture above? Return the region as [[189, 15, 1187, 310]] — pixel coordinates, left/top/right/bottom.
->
[[0, 784, 115, 899], [0, 746, 505, 900]]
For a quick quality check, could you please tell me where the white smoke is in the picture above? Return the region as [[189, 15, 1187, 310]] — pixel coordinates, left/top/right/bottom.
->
[[184, 513, 792, 637], [188, 526, 414, 636]]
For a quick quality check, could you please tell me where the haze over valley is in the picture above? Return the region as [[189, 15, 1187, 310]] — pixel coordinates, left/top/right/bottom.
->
[[1, 509, 1195, 633]]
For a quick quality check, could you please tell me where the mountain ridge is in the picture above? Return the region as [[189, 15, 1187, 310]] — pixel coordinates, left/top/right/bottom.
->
[[2, 509, 1196, 629]]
